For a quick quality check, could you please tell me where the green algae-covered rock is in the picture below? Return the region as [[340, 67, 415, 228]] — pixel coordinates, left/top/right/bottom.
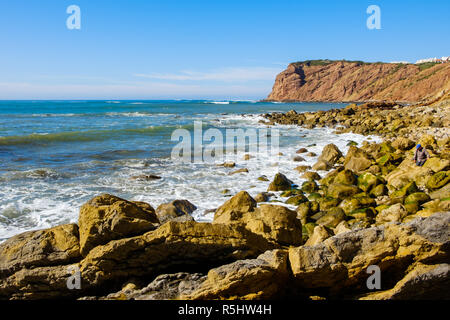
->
[[301, 180, 319, 193], [404, 202, 419, 214], [268, 173, 293, 191], [339, 198, 362, 214], [426, 171, 450, 191], [370, 184, 388, 197], [307, 192, 322, 201], [327, 183, 361, 199], [334, 169, 357, 185], [318, 197, 341, 211], [357, 172, 379, 192], [347, 207, 376, 221], [316, 207, 346, 228], [391, 181, 419, 198], [280, 189, 303, 197], [405, 192, 431, 205], [286, 194, 309, 206]]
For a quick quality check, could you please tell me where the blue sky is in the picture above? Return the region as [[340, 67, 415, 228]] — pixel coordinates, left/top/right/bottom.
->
[[0, 0, 449, 100]]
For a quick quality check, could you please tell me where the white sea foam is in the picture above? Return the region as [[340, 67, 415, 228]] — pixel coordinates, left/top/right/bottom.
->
[[0, 112, 382, 241]]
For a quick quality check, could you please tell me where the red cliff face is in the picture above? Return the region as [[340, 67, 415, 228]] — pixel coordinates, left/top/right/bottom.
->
[[266, 61, 450, 103]]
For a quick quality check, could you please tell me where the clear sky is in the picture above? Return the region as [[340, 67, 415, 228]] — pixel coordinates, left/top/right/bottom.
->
[[0, 0, 449, 100]]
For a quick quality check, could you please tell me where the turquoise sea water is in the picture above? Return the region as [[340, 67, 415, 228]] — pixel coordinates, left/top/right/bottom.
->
[[0, 100, 381, 241]]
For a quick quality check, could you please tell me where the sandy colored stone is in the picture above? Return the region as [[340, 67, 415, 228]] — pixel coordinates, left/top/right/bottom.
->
[[0, 224, 81, 278], [184, 250, 290, 300], [78, 194, 159, 256]]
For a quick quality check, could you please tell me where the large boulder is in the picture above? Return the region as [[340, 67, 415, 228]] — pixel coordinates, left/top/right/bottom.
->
[[429, 183, 450, 200], [375, 203, 408, 224], [334, 169, 357, 185], [184, 250, 290, 300], [423, 158, 450, 173], [267, 173, 294, 191], [156, 200, 197, 224], [318, 144, 343, 165], [344, 146, 372, 173], [78, 194, 159, 256], [102, 272, 205, 300], [327, 184, 361, 199], [214, 192, 302, 246], [357, 172, 380, 192], [426, 171, 450, 190], [312, 160, 332, 171], [0, 224, 81, 278], [244, 205, 303, 246], [214, 191, 257, 223], [315, 208, 346, 229], [288, 212, 450, 296], [304, 225, 333, 246], [79, 221, 276, 290], [418, 135, 437, 149], [386, 159, 434, 190], [392, 137, 414, 151], [301, 171, 321, 181]]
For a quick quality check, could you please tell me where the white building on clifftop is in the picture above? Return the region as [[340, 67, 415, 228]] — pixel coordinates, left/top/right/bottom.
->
[[415, 57, 449, 64]]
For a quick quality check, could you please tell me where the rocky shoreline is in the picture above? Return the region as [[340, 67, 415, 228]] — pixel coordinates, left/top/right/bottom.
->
[[1, 100, 449, 300]]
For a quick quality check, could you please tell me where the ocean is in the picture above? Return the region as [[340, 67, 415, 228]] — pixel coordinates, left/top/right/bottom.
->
[[0, 100, 382, 241]]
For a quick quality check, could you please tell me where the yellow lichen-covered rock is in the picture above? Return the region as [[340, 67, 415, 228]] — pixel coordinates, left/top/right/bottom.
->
[[344, 146, 373, 173], [213, 191, 257, 224], [243, 205, 303, 246], [183, 249, 290, 300], [267, 173, 294, 191], [386, 159, 434, 190], [305, 225, 333, 246], [318, 144, 343, 165], [359, 263, 450, 300], [375, 203, 408, 224], [78, 194, 159, 256], [156, 199, 197, 224], [423, 158, 450, 173], [0, 264, 76, 300], [0, 224, 81, 278], [79, 221, 276, 288], [214, 192, 302, 246], [288, 212, 450, 294], [418, 135, 437, 149]]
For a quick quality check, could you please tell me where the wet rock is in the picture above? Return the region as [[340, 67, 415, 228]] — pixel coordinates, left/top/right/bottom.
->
[[301, 171, 321, 181], [312, 160, 332, 171], [229, 168, 249, 175], [376, 203, 408, 224], [131, 175, 162, 181], [267, 173, 294, 191]]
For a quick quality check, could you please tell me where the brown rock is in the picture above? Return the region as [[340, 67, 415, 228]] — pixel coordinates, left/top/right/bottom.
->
[[156, 200, 197, 224], [78, 194, 159, 256]]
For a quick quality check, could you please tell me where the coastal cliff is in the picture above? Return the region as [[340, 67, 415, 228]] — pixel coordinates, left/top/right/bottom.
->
[[266, 60, 450, 103]]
